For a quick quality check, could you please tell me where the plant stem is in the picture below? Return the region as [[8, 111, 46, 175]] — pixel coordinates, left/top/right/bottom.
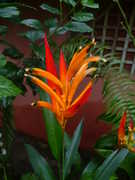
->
[[62, 129, 65, 180], [59, 0, 63, 23]]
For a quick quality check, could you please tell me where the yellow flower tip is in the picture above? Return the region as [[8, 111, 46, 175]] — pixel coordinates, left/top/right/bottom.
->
[[101, 58, 107, 63], [24, 73, 29, 77], [92, 38, 96, 45], [25, 68, 30, 72], [31, 102, 36, 106]]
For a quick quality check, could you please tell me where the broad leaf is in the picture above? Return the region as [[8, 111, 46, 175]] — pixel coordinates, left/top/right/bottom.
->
[[81, 0, 99, 8], [21, 19, 43, 30], [44, 18, 58, 34], [20, 30, 44, 42], [95, 148, 128, 180], [0, 6, 20, 18], [25, 144, 55, 180], [64, 121, 83, 178], [40, 4, 60, 15], [0, 75, 21, 98], [72, 12, 94, 22], [0, 54, 6, 67], [64, 21, 93, 33], [0, 25, 8, 35]]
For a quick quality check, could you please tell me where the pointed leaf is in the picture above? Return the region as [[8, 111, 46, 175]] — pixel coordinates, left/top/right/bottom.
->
[[72, 12, 94, 22], [21, 19, 43, 30], [61, 0, 76, 7], [64, 21, 93, 33], [0, 54, 6, 67], [64, 121, 83, 178], [40, 4, 60, 15], [25, 144, 55, 180], [95, 148, 128, 180], [81, 0, 99, 8], [20, 30, 44, 42], [0, 6, 20, 18]]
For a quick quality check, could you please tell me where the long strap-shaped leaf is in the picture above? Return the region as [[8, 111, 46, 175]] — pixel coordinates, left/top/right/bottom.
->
[[63, 120, 83, 179], [25, 144, 56, 180], [94, 148, 128, 180]]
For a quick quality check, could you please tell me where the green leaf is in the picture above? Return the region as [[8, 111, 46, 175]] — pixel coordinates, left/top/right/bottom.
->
[[0, 75, 21, 98], [64, 121, 83, 178], [120, 152, 135, 180], [81, 161, 98, 180], [25, 144, 55, 180], [0, 54, 7, 67], [3, 47, 24, 59], [0, 25, 8, 35], [72, 12, 94, 22], [20, 30, 44, 42], [0, 6, 20, 18], [21, 173, 39, 180], [21, 19, 43, 30], [64, 21, 93, 33], [44, 18, 58, 34], [41, 92, 63, 161], [61, 0, 76, 7], [81, 0, 99, 8], [40, 4, 60, 15], [95, 148, 128, 180]]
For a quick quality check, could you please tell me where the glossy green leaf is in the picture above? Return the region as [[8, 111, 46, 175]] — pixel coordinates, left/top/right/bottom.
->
[[81, 161, 98, 180], [25, 144, 55, 180], [0, 54, 6, 67], [21, 19, 43, 30], [61, 0, 76, 7], [72, 12, 94, 22], [0, 75, 21, 98], [95, 148, 128, 180], [20, 30, 44, 42], [3, 47, 24, 59], [64, 121, 83, 178], [0, 25, 8, 35], [81, 0, 99, 8], [40, 4, 60, 15], [0, 6, 20, 18], [21, 173, 39, 180], [64, 21, 93, 33], [120, 152, 135, 180], [40, 92, 63, 161]]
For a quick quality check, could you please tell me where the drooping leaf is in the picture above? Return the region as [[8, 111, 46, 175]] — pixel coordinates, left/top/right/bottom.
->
[[21, 19, 43, 30], [3, 47, 24, 59], [95, 148, 128, 180], [0, 6, 20, 18], [0, 54, 7, 67], [64, 121, 83, 178], [0, 25, 8, 35], [20, 30, 44, 42], [64, 21, 93, 33], [72, 12, 94, 22], [81, 0, 99, 8], [25, 144, 55, 180], [40, 3, 60, 15], [0, 75, 21, 98]]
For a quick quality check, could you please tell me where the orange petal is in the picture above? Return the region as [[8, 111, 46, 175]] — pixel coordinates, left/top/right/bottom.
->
[[66, 81, 92, 117], [32, 68, 63, 91], [35, 101, 53, 111], [68, 63, 88, 105], [118, 112, 127, 145], [29, 75, 65, 109], [85, 56, 100, 63], [59, 49, 67, 84], [67, 45, 90, 80]]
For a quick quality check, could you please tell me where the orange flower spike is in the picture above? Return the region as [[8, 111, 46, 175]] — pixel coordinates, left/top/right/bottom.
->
[[28, 74, 65, 109], [33, 101, 53, 111], [32, 68, 63, 91], [118, 112, 127, 146], [59, 50, 67, 85], [66, 81, 93, 117]]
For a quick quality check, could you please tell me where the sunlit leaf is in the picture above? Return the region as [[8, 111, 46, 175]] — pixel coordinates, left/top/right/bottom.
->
[[21, 19, 43, 30], [81, 0, 99, 8], [0, 6, 20, 18]]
